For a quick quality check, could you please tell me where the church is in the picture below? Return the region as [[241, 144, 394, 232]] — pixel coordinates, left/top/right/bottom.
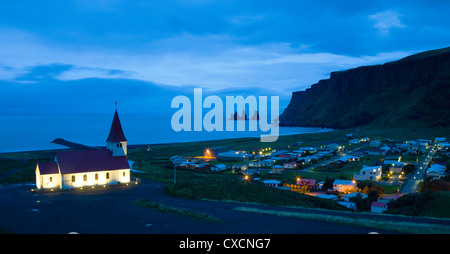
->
[[35, 109, 131, 190]]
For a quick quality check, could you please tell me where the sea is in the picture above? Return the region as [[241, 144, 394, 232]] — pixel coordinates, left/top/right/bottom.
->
[[0, 112, 332, 153]]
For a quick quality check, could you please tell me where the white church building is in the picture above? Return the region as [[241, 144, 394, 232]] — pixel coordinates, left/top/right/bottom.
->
[[35, 109, 131, 190]]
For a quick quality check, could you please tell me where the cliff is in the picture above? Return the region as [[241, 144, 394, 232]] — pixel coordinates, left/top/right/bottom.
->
[[280, 47, 450, 129]]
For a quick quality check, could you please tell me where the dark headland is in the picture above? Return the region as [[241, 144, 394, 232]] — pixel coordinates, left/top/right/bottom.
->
[[280, 46, 450, 129]]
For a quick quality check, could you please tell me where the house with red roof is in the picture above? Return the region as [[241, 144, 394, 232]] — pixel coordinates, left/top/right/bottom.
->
[[35, 109, 131, 190]]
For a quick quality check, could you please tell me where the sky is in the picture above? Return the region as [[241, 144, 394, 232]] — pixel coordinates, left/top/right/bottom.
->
[[0, 0, 450, 114]]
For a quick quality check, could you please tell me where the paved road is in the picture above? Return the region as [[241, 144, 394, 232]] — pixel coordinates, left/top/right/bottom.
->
[[1, 179, 449, 235], [400, 142, 438, 193], [292, 144, 368, 173]]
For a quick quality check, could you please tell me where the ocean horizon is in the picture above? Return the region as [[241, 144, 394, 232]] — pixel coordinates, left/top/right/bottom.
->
[[0, 112, 332, 153]]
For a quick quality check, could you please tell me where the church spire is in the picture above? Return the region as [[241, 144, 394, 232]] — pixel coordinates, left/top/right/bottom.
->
[[106, 108, 128, 157], [106, 109, 127, 143]]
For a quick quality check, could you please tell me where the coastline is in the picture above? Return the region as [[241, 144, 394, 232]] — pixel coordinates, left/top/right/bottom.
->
[[0, 126, 334, 154]]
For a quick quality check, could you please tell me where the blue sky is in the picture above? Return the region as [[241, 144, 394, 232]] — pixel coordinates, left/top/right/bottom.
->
[[0, 0, 450, 113]]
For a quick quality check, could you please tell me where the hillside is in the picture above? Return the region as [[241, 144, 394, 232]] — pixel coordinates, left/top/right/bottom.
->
[[280, 47, 450, 129]]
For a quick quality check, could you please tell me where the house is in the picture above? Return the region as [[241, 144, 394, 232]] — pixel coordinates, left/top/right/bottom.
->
[[326, 143, 343, 152], [242, 168, 260, 176], [262, 180, 281, 187], [333, 180, 357, 193], [316, 194, 338, 201], [338, 155, 360, 163], [283, 161, 298, 169], [360, 137, 370, 142], [261, 159, 275, 167], [353, 165, 382, 181], [427, 164, 446, 179], [270, 165, 284, 174], [349, 139, 360, 145], [296, 178, 317, 191], [366, 148, 386, 156], [231, 164, 248, 173], [35, 109, 131, 190], [369, 141, 382, 147], [338, 201, 357, 210], [384, 158, 405, 173], [341, 192, 368, 202], [217, 150, 252, 161], [248, 161, 271, 168], [210, 164, 227, 172], [371, 201, 388, 213], [435, 137, 446, 143]]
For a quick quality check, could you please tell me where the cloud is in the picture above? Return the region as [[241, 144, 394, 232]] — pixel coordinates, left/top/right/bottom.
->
[[369, 10, 406, 35]]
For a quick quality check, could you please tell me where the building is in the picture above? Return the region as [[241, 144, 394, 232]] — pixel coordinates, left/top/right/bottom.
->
[[353, 165, 382, 181], [296, 178, 316, 190], [217, 150, 252, 161], [369, 141, 382, 147], [262, 180, 281, 187], [248, 161, 271, 168], [349, 139, 360, 145], [341, 192, 368, 202], [283, 161, 298, 169], [35, 109, 130, 190], [427, 164, 446, 179], [316, 194, 338, 201], [333, 180, 357, 193], [210, 164, 227, 172], [371, 202, 388, 213], [270, 165, 284, 174]]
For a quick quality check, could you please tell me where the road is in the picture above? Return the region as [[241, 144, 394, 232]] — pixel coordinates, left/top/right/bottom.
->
[[399, 142, 438, 194], [294, 144, 367, 173], [2, 178, 450, 235]]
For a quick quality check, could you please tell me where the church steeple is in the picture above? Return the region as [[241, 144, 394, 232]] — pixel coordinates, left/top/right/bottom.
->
[[106, 109, 127, 157]]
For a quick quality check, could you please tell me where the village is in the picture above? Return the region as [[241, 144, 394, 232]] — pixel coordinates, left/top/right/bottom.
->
[[170, 134, 450, 214]]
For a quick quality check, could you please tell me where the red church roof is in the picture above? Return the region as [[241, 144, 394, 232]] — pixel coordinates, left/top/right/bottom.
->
[[55, 149, 130, 174], [37, 161, 59, 175], [106, 109, 127, 143]]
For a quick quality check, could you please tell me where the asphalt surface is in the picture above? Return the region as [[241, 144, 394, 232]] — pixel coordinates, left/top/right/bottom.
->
[[0, 179, 449, 234]]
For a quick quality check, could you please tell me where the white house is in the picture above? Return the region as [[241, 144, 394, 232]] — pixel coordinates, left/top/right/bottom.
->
[[353, 165, 382, 181], [210, 164, 227, 172], [427, 164, 446, 179], [342, 192, 368, 202], [271, 164, 284, 174], [369, 141, 382, 147], [338, 201, 357, 210], [316, 194, 338, 201], [262, 180, 281, 187], [349, 139, 360, 145], [333, 180, 357, 193], [371, 202, 388, 213], [36, 109, 131, 190]]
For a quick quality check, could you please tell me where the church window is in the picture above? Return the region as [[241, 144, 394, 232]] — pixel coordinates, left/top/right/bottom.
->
[[106, 172, 110, 179], [49, 177, 53, 182], [123, 171, 126, 177], [72, 175, 75, 182], [95, 173, 98, 180], [83, 174, 87, 181]]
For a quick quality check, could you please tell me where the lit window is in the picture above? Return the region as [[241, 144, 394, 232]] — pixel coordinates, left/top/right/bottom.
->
[[123, 171, 126, 177], [83, 174, 87, 181], [95, 173, 98, 180], [49, 177, 53, 182], [106, 172, 110, 179], [72, 175, 76, 182]]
